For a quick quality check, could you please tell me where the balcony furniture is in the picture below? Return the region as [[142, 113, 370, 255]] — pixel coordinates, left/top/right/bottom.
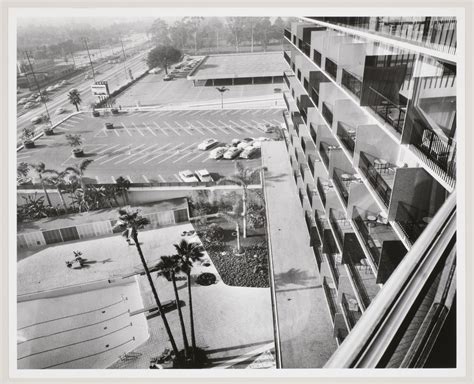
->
[[377, 211, 389, 225], [367, 215, 377, 227], [348, 298, 359, 312], [353, 174, 363, 182], [422, 216, 433, 224], [374, 158, 388, 171], [360, 258, 371, 273]]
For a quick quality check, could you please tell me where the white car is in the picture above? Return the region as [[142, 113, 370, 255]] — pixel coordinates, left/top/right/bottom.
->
[[198, 138, 218, 150], [195, 169, 213, 182], [18, 98, 28, 105], [55, 107, 65, 115], [46, 86, 55, 92], [237, 138, 254, 149], [240, 146, 260, 159], [30, 116, 42, 124], [223, 147, 243, 159], [23, 102, 36, 109], [209, 146, 228, 159], [179, 170, 199, 183]]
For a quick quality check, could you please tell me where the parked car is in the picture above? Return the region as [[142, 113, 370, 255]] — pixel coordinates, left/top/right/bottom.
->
[[23, 102, 36, 109], [179, 170, 199, 183], [197, 138, 218, 150], [237, 137, 254, 149], [262, 123, 277, 133], [252, 137, 271, 148], [30, 116, 42, 124], [149, 67, 160, 74], [223, 146, 243, 159], [104, 122, 114, 130], [163, 74, 174, 81], [231, 138, 241, 147], [55, 107, 65, 115], [46, 86, 55, 92], [18, 98, 28, 105], [240, 146, 260, 159], [195, 169, 213, 182], [209, 146, 228, 159]]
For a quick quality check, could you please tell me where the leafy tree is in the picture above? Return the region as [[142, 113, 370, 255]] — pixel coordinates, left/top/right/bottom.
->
[[226, 17, 246, 53], [217, 161, 264, 238], [255, 17, 272, 51], [65, 159, 93, 211], [147, 45, 182, 75], [149, 19, 171, 45], [184, 17, 204, 55], [17, 162, 31, 185], [29, 162, 54, 207], [156, 255, 190, 361], [42, 169, 69, 213], [115, 176, 131, 205], [19, 193, 48, 220], [173, 239, 205, 364], [169, 20, 189, 52], [114, 209, 179, 357], [67, 89, 82, 112]]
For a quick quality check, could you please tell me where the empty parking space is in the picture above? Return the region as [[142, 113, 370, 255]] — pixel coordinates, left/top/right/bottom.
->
[[18, 109, 284, 183]]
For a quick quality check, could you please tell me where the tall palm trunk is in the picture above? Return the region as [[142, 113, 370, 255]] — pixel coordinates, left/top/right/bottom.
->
[[74, 103, 79, 112], [171, 273, 190, 359], [187, 271, 197, 363], [57, 187, 68, 213], [132, 233, 179, 356], [40, 177, 52, 207], [235, 222, 241, 253], [242, 187, 247, 239]]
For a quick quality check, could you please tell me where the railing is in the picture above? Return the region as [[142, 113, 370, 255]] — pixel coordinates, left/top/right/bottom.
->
[[313, 49, 322, 67], [412, 128, 456, 182], [308, 154, 316, 176], [346, 261, 371, 310], [316, 178, 327, 207], [341, 69, 362, 99], [313, 245, 323, 272], [322, 102, 333, 126], [284, 28, 292, 41], [323, 276, 338, 322], [359, 152, 392, 207], [329, 208, 346, 249], [301, 40, 311, 56], [283, 51, 291, 66], [314, 210, 326, 239], [332, 169, 349, 206], [309, 123, 317, 143], [327, 252, 340, 286], [319, 142, 330, 168], [366, 87, 406, 134], [325, 58, 338, 80], [283, 71, 294, 89], [303, 77, 309, 92], [310, 86, 319, 107], [352, 207, 382, 267], [395, 202, 427, 245], [306, 184, 316, 207], [341, 293, 358, 330], [337, 121, 356, 155]]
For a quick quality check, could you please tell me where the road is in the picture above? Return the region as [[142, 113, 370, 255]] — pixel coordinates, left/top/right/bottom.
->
[[17, 48, 150, 142]]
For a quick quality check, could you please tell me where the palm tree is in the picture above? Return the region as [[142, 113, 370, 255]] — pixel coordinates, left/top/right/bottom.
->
[[156, 255, 190, 360], [68, 89, 82, 112], [29, 162, 53, 207], [114, 208, 180, 357], [104, 184, 120, 207], [173, 239, 204, 364], [17, 162, 31, 185], [42, 169, 69, 213], [115, 176, 131, 205], [65, 159, 93, 211], [217, 161, 264, 238]]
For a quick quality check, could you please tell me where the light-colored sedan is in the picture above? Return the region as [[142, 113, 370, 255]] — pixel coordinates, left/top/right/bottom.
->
[[179, 170, 199, 183], [223, 147, 243, 159], [55, 107, 65, 115], [195, 169, 213, 182], [30, 116, 42, 124], [240, 146, 260, 159], [197, 138, 218, 150], [209, 147, 228, 159]]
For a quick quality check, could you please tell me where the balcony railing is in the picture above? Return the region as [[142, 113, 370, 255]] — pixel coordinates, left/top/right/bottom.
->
[[337, 121, 356, 155], [341, 69, 362, 99], [326, 253, 340, 286], [395, 202, 428, 245], [284, 28, 292, 41], [322, 102, 333, 126], [313, 49, 322, 67], [323, 276, 338, 322], [315, 210, 326, 239], [301, 40, 311, 56], [309, 123, 317, 143], [283, 51, 291, 66], [352, 206, 382, 267], [346, 261, 371, 310], [412, 128, 456, 182], [329, 208, 348, 249], [341, 293, 358, 330], [319, 142, 330, 169], [366, 87, 406, 134], [332, 169, 350, 206], [316, 178, 327, 207], [359, 152, 392, 207], [325, 58, 338, 80], [313, 245, 323, 272], [310, 86, 319, 107]]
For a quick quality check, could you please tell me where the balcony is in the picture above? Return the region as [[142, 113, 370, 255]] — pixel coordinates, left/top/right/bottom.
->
[[411, 128, 456, 184], [309, 123, 318, 143], [301, 40, 311, 56], [341, 69, 362, 99], [314, 209, 327, 240], [283, 51, 291, 66], [395, 201, 429, 245], [323, 276, 338, 323], [351, 207, 384, 267], [340, 293, 360, 330], [337, 121, 356, 156], [310, 86, 319, 107], [284, 28, 292, 41], [332, 168, 352, 206], [316, 178, 329, 207], [345, 261, 372, 311], [313, 49, 322, 67], [359, 152, 395, 208], [322, 102, 334, 127], [365, 87, 406, 134], [329, 208, 352, 251], [325, 58, 338, 80]]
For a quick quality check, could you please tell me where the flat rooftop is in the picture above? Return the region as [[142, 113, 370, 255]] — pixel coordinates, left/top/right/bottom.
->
[[188, 52, 288, 80]]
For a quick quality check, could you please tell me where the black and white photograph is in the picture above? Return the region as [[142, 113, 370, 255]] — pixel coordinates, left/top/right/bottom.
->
[[5, 6, 466, 378]]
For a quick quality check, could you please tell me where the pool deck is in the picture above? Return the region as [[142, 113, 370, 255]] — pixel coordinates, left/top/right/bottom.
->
[[261, 141, 337, 368]]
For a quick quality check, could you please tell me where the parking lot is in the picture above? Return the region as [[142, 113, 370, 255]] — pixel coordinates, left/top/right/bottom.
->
[[18, 108, 284, 183]]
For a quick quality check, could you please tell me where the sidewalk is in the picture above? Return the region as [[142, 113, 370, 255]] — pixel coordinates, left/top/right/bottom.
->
[[261, 141, 337, 368]]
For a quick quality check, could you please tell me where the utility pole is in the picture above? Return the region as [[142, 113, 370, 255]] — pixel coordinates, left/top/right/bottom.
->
[[70, 51, 76, 68], [97, 39, 104, 60], [119, 34, 129, 80], [82, 37, 96, 82], [24, 51, 52, 127]]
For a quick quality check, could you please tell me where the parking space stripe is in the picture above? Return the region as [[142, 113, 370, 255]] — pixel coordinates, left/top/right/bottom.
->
[[121, 123, 133, 136], [153, 121, 169, 136], [164, 121, 181, 136], [143, 123, 157, 136], [230, 110, 241, 115], [158, 174, 166, 182], [271, 118, 282, 125], [142, 175, 150, 183], [132, 122, 145, 136], [111, 176, 116, 183], [182, 127, 194, 135], [218, 120, 240, 134], [95, 176, 101, 183], [206, 120, 219, 128], [143, 143, 182, 164], [190, 110, 201, 116], [187, 152, 206, 163], [114, 129, 120, 137], [174, 174, 182, 182], [127, 176, 133, 183], [251, 110, 260, 115], [191, 121, 206, 135], [157, 143, 195, 164], [211, 110, 221, 115], [202, 156, 211, 163], [97, 144, 121, 154], [99, 154, 123, 165], [127, 144, 165, 164]]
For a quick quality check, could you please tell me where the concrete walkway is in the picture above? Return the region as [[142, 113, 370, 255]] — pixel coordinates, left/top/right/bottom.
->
[[261, 141, 337, 368]]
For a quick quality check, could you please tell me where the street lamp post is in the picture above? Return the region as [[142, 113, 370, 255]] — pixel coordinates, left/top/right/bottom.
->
[[216, 86, 229, 109]]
